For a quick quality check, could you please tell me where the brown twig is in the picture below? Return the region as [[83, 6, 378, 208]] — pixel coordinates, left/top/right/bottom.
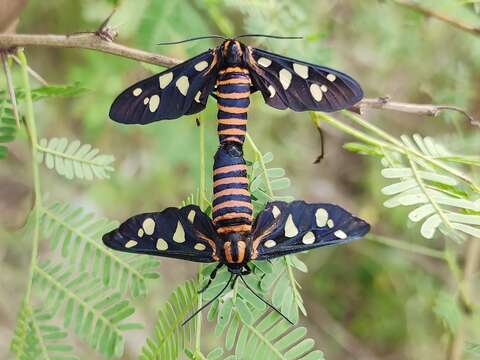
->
[[356, 97, 479, 127], [0, 33, 180, 68], [1, 51, 20, 127], [393, 0, 480, 37], [0, 32, 476, 127]]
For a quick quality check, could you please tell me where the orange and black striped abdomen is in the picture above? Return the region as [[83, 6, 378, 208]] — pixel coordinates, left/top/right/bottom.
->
[[212, 144, 252, 234], [216, 67, 251, 145]]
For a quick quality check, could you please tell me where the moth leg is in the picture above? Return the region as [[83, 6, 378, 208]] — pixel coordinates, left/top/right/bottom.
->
[[198, 263, 223, 294], [313, 122, 325, 164], [230, 275, 239, 289]]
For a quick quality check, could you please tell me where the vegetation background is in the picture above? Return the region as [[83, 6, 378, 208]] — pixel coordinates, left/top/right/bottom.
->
[[1, 0, 479, 359]]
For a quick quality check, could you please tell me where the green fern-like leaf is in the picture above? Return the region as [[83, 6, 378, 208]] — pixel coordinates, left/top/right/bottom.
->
[[0, 98, 18, 160], [39, 202, 160, 298], [250, 152, 293, 212], [140, 280, 197, 360], [33, 261, 143, 358], [466, 342, 480, 356], [37, 138, 115, 180], [230, 310, 324, 360], [11, 302, 78, 360], [381, 134, 480, 239]]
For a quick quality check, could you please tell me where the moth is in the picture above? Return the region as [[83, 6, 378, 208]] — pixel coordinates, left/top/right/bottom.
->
[[103, 199, 370, 323], [109, 36, 363, 128]]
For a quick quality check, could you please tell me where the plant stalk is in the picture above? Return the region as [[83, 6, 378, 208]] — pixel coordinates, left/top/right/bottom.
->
[[18, 49, 42, 303]]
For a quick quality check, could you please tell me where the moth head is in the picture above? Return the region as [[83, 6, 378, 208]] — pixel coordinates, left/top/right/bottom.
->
[[222, 39, 244, 65]]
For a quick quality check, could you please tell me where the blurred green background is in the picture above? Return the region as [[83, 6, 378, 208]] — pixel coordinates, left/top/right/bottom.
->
[[1, 0, 480, 359]]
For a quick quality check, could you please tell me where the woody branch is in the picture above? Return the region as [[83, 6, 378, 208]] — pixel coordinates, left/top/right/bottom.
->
[[0, 30, 477, 126]]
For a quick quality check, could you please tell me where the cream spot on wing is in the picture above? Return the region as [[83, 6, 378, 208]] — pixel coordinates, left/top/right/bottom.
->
[[142, 218, 155, 235], [159, 72, 173, 89], [302, 231, 315, 245], [279, 69, 292, 90], [173, 221, 185, 243], [315, 208, 329, 227], [194, 243, 206, 251], [133, 88, 142, 96], [194, 91, 201, 103], [320, 85, 328, 92], [143, 97, 150, 105], [137, 228, 144, 237], [284, 214, 299, 237], [175, 76, 189, 96], [188, 210, 196, 223], [125, 240, 138, 248], [257, 57, 272, 67], [264, 239, 277, 248], [194, 61, 208, 71], [310, 84, 323, 102], [327, 219, 334, 228], [272, 206, 281, 219], [326, 73, 336, 82], [293, 63, 308, 79], [156, 238, 168, 251], [268, 85, 276, 98], [334, 230, 347, 239], [149, 95, 160, 112]]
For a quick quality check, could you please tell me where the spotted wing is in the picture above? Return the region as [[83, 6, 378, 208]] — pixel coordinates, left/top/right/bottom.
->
[[250, 201, 370, 260], [246, 47, 363, 112], [109, 50, 219, 124], [103, 205, 219, 263]]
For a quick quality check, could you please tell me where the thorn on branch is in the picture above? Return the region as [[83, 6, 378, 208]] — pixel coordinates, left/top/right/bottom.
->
[[95, 9, 118, 42]]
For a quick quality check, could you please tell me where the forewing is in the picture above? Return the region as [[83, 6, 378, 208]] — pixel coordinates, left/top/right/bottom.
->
[[103, 205, 219, 263], [251, 201, 370, 260], [110, 49, 219, 124], [247, 47, 363, 112]]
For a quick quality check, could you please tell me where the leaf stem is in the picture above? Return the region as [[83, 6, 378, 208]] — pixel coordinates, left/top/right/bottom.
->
[[195, 115, 206, 356], [246, 133, 274, 198], [18, 50, 42, 303], [240, 312, 286, 359], [367, 234, 445, 259], [407, 153, 456, 236], [323, 111, 480, 191]]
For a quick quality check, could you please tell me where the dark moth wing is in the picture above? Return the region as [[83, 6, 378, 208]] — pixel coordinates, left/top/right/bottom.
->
[[110, 49, 219, 124], [103, 205, 219, 263], [246, 47, 363, 112], [250, 201, 369, 260]]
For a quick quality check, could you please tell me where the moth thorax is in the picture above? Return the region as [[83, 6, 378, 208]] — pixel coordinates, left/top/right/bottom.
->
[[223, 239, 247, 264], [223, 40, 244, 65]]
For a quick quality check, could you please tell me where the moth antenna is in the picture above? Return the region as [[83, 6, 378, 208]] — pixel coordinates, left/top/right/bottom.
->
[[235, 34, 303, 40], [157, 35, 226, 45], [239, 275, 294, 325], [182, 273, 234, 326]]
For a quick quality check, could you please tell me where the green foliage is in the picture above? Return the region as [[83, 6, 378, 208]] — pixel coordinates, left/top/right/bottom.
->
[[11, 303, 77, 360], [33, 261, 142, 358], [0, 98, 18, 159], [466, 342, 480, 356], [225, 310, 324, 359], [39, 202, 160, 298], [380, 135, 480, 239], [433, 291, 462, 335], [140, 281, 197, 360], [37, 138, 115, 180], [249, 151, 293, 212]]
